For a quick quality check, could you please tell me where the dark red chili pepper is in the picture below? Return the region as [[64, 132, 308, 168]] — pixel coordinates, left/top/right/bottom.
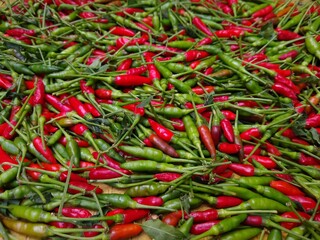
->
[[192, 17, 213, 36], [287, 195, 318, 212], [278, 50, 299, 61], [122, 209, 149, 223], [280, 211, 310, 230], [148, 133, 179, 158], [83, 224, 104, 237], [0, 76, 13, 90], [49, 221, 75, 228], [59, 136, 89, 148], [171, 118, 185, 131], [188, 209, 218, 223], [270, 180, 305, 196], [264, 142, 281, 156], [218, 142, 241, 154], [117, 59, 133, 71], [0, 146, 18, 171], [113, 75, 153, 87], [68, 96, 93, 119], [243, 145, 261, 155], [83, 103, 101, 117], [276, 28, 303, 42], [92, 152, 127, 172], [215, 196, 243, 208], [228, 163, 255, 176], [190, 220, 221, 235], [133, 196, 164, 206], [154, 172, 182, 182]]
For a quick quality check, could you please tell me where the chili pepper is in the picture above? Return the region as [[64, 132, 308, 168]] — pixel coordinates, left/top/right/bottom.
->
[[49, 221, 75, 229], [87, 167, 123, 180], [93, 139, 124, 163], [59, 171, 87, 182], [183, 115, 203, 157], [165, 50, 210, 63], [67, 181, 103, 195], [280, 211, 310, 230], [285, 225, 307, 240], [305, 114, 320, 128], [8, 205, 59, 223], [162, 210, 183, 226], [305, 33, 320, 60], [190, 220, 221, 235], [247, 155, 277, 169], [154, 172, 182, 182], [133, 196, 164, 206], [267, 228, 282, 240], [270, 180, 305, 196], [70, 123, 99, 151], [287, 195, 318, 212], [222, 185, 262, 200], [55, 206, 92, 218], [109, 223, 142, 240], [125, 183, 168, 197], [32, 136, 57, 164], [192, 17, 213, 36], [218, 142, 241, 155], [67, 96, 93, 120], [190, 213, 247, 240], [220, 227, 262, 240]]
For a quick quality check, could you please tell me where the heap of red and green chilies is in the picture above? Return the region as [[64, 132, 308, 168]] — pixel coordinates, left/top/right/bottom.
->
[[0, 0, 320, 239]]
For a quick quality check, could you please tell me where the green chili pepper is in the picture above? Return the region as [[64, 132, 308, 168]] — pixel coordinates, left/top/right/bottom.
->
[[0, 167, 18, 187], [191, 214, 247, 240], [220, 227, 262, 240], [7, 205, 59, 223], [268, 228, 282, 240], [125, 183, 169, 197]]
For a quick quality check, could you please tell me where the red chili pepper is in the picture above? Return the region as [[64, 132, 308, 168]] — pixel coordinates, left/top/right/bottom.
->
[[68, 96, 92, 119], [49, 221, 75, 228], [117, 59, 133, 71], [45, 94, 72, 113], [55, 207, 92, 218], [263, 142, 281, 156], [220, 119, 235, 143], [298, 153, 319, 166], [109, 223, 142, 240], [162, 210, 183, 226], [191, 86, 215, 95], [192, 17, 213, 36], [281, 128, 296, 138], [122, 209, 150, 223], [280, 211, 310, 230], [133, 196, 164, 206], [0, 146, 18, 171], [170, 50, 210, 62], [83, 103, 101, 117], [0, 76, 13, 90], [270, 180, 305, 196], [215, 196, 243, 208], [115, 7, 144, 17], [218, 142, 241, 154], [83, 224, 103, 237], [122, 103, 145, 116], [188, 209, 218, 223], [272, 83, 298, 100], [92, 152, 127, 172], [198, 125, 217, 158], [148, 119, 174, 142], [171, 118, 185, 131], [190, 220, 220, 235], [240, 128, 262, 141], [252, 5, 273, 18], [95, 89, 113, 99], [288, 195, 318, 212], [59, 171, 87, 182], [247, 155, 277, 169], [305, 114, 320, 128], [106, 209, 124, 226], [126, 66, 148, 76], [215, 2, 233, 15], [68, 181, 103, 195], [263, 12, 277, 21], [5, 28, 35, 37], [113, 75, 153, 87], [228, 163, 255, 176], [154, 172, 182, 182], [32, 136, 57, 164], [88, 167, 123, 180], [144, 52, 161, 82], [220, 110, 237, 120], [110, 26, 135, 37], [278, 50, 299, 61], [274, 74, 300, 94], [213, 29, 246, 38], [275, 173, 294, 182], [276, 28, 303, 42]]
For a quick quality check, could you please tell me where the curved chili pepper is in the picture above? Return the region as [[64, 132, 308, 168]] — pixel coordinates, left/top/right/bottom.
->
[[280, 211, 310, 230], [109, 223, 142, 240], [270, 180, 305, 196]]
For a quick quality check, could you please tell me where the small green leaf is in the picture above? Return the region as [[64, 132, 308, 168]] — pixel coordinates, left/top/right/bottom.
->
[[137, 95, 153, 108], [259, 22, 275, 40], [309, 128, 320, 145], [142, 219, 185, 240]]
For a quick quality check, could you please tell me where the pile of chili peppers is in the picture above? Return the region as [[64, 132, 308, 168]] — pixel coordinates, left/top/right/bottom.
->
[[0, 0, 320, 239]]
